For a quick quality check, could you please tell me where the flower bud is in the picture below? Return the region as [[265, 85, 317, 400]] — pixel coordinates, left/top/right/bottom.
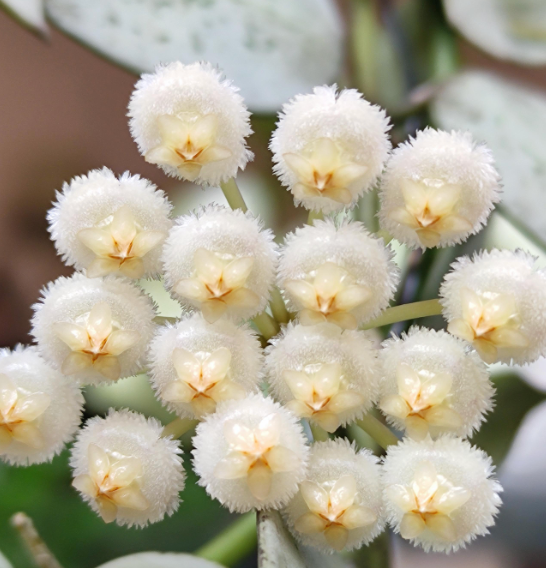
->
[[162, 205, 277, 323], [278, 219, 399, 329], [265, 323, 378, 432], [440, 249, 546, 364], [378, 129, 500, 249], [382, 437, 502, 553], [31, 274, 156, 385], [48, 168, 172, 279], [284, 439, 385, 552], [148, 314, 263, 419], [0, 346, 83, 465], [192, 394, 309, 512], [70, 410, 185, 527], [128, 62, 253, 185], [270, 85, 391, 213], [378, 327, 493, 440]]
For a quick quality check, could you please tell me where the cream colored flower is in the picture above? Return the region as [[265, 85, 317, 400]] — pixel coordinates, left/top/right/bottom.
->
[[385, 460, 470, 542], [283, 363, 365, 433], [174, 248, 259, 323], [285, 262, 371, 330], [447, 288, 528, 364], [162, 347, 244, 417], [52, 302, 139, 381], [380, 364, 462, 441], [72, 444, 149, 524], [77, 205, 167, 279], [295, 474, 377, 551], [0, 374, 50, 452]]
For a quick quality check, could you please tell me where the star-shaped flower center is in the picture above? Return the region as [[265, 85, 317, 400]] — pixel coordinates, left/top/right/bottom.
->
[[0, 374, 50, 453], [379, 363, 462, 440], [162, 347, 244, 417], [52, 302, 140, 381], [214, 413, 299, 501], [145, 114, 232, 182], [389, 178, 472, 247], [283, 362, 365, 433], [285, 262, 371, 330], [294, 474, 377, 551], [72, 444, 149, 524], [174, 248, 260, 323], [386, 461, 470, 542], [447, 287, 529, 364], [77, 205, 167, 279], [283, 138, 368, 205]]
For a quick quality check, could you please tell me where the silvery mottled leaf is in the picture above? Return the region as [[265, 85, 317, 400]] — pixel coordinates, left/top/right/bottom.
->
[[431, 70, 546, 248], [0, 0, 47, 34], [258, 510, 351, 568], [43, 0, 343, 112], [0, 551, 13, 568], [443, 0, 546, 65], [95, 552, 224, 568]]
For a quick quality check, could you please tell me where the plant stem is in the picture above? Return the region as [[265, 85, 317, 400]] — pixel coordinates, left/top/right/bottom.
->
[[220, 178, 248, 213], [11, 513, 63, 568], [356, 414, 399, 450], [252, 311, 280, 341], [269, 287, 290, 324], [307, 210, 324, 225], [161, 417, 198, 439], [195, 512, 257, 567], [361, 298, 443, 330]]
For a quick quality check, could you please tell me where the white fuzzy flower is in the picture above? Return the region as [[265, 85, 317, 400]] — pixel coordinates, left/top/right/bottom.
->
[[0, 346, 83, 466], [192, 394, 309, 512], [162, 206, 277, 323], [379, 129, 500, 249], [378, 327, 493, 440], [70, 410, 185, 527], [31, 274, 156, 386], [148, 313, 263, 419], [270, 85, 391, 213], [382, 437, 502, 553], [284, 439, 384, 552], [440, 249, 546, 365], [265, 323, 378, 433], [128, 62, 253, 185], [278, 219, 399, 329], [48, 168, 172, 279]]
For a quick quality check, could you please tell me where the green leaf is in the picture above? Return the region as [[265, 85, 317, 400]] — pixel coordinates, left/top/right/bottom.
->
[[443, 0, 546, 65], [96, 552, 224, 568], [0, 0, 47, 35], [471, 372, 545, 465], [431, 70, 546, 249], [257, 510, 349, 568], [43, 0, 343, 112]]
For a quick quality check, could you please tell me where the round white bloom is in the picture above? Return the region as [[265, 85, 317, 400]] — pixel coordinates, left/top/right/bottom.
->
[[148, 313, 263, 419], [192, 394, 309, 512], [378, 327, 493, 440], [379, 129, 501, 249], [265, 322, 379, 432], [278, 219, 399, 329], [70, 410, 185, 528], [128, 62, 253, 185], [0, 346, 83, 466], [31, 274, 156, 386], [440, 249, 546, 365], [270, 85, 391, 213], [48, 168, 172, 279], [283, 438, 385, 552], [96, 552, 224, 568], [382, 436, 502, 553], [162, 205, 277, 323]]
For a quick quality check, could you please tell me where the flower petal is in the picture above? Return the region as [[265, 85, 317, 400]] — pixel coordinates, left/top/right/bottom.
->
[[247, 461, 273, 501], [434, 486, 471, 515], [266, 445, 299, 473], [331, 163, 368, 188], [119, 258, 145, 279], [285, 280, 319, 311], [380, 394, 410, 420], [156, 114, 190, 144], [473, 338, 498, 364], [420, 372, 453, 406], [93, 356, 122, 381], [283, 370, 313, 401], [0, 374, 18, 411], [330, 474, 357, 512], [110, 205, 137, 245], [130, 230, 167, 258], [460, 287, 483, 330], [96, 496, 118, 524], [400, 178, 428, 216], [200, 299, 228, 323], [255, 413, 281, 447], [77, 229, 113, 256], [285, 399, 313, 418], [208, 379, 246, 402], [427, 183, 461, 217], [177, 162, 203, 182], [174, 278, 210, 302], [112, 485, 149, 511], [423, 405, 463, 429], [413, 461, 439, 500], [334, 285, 371, 312], [400, 512, 426, 539], [105, 330, 139, 357], [223, 288, 260, 309], [191, 395, 218, 417], [314, 262, 347, 300], [162, 380, 195, 403], [283, 153, 315, 184], [198, 144, 232, 165], [385, 484, 415, 512], [300, 481, 329, 514], [11, 392, 50, 422], [87, 302, 113, 342], [215, 452, 253, 479], [416, 228, 441, 248], [72, 474, 97, 498], [145, 145, 183, 167], [194, 248, 224, 285], [88, 443, 110, 482], [86, 257, 121, 278], [222, 257, 254, 290], [396, 363, 421, 407], [324, 525, 349, 551], [313, 411, 341, 433], [52, 322, 89, 351], [323, 187, 352, 204], [340, 505, 377, 529], [172, 347, 202, 383], [313, 362, 342, 399], [109, 456, 142, 487], [325, 311, 357, 330], [294, 512, 327, 535], [299, 309, 328, 326], [202, 347, 232, 385], [189, 114, 218, 148], [0, 426, 12, 452], [489, 327, 529, 348], [405, 415, 430, 441], [61, 352, 93, 375], [425, 513, 457, 541], [327, 391, 365, 414], [223, 421, 255, 452], [447, 318, 475, 343], [483, 294, 518, 329], [11, 423, 44, 448], [389, 207, 420, 229]]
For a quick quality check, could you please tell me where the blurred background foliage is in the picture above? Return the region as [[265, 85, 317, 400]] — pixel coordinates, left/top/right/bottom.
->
[[0, 0, 546, 567]]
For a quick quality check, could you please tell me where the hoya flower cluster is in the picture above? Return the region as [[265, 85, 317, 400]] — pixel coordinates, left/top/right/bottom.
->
[[11, 58, 546, 564]]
